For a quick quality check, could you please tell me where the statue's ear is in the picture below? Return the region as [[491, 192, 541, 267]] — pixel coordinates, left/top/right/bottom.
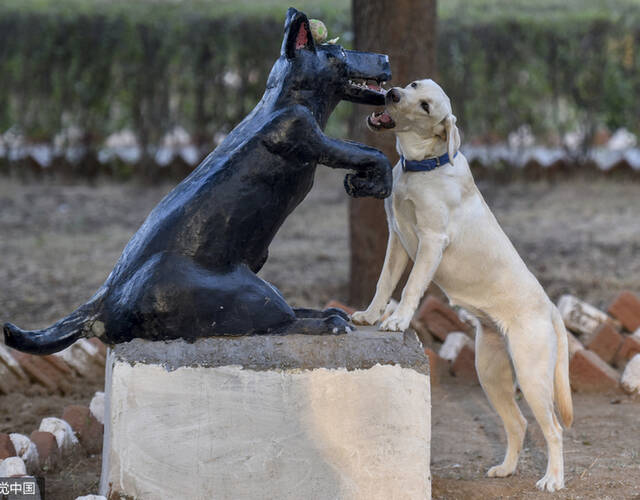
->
[[282, 8, 316, 59]]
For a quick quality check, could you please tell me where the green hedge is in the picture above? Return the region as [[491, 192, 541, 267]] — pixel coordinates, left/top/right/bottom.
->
[[0, 1, 350, 154], [438, 15, 640, 143], [1, 0, 639, 158]]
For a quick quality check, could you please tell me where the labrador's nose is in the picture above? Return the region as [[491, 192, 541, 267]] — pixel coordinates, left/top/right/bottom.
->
[[386, 88, 401, 104]]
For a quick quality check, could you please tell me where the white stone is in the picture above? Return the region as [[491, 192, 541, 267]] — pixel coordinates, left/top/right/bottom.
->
[[508, 124, 535, 149], [557, 294, 609, 336], [105, 129, 138, 149], [90, 392, 106, 425], [9, 434, 39, 471], [75, 496, 106, 500], [621, 354, 640, 395], [39, 417, 78, 452], [607, 128, 637, 150], [439, 332, 472, 361], [0, 456, 27, 477], [100, 331, 431, 500], [162, 126, 191, 148]]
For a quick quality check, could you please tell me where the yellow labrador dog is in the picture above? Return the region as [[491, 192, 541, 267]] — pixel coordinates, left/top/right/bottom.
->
[[352, 79, 573, 492]]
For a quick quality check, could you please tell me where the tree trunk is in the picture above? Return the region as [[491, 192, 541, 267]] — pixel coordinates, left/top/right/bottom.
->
[[349, 0, 438, 307]]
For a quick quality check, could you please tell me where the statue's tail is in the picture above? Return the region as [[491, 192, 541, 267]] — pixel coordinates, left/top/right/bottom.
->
[[3, 289, 106, 355]]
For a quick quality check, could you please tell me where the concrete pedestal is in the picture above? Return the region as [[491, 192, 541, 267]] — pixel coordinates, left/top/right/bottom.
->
[[99, 327, 431, 500]]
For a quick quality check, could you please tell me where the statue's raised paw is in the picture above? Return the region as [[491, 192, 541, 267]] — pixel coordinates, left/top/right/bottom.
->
[[344, 168, 392, 199]]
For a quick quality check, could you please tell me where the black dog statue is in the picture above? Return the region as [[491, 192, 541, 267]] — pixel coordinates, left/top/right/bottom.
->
[[4, 8, 393, 354]]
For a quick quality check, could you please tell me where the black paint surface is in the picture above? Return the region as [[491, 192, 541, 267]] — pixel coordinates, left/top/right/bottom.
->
[[3, 8, 393, 354]]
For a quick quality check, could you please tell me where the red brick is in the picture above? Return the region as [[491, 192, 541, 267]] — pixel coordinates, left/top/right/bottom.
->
[[62, 406, 104, 455], [29, 431, 59, 470], [10, 351, 71, 394], [0, 433, 17, 459], [450, 344, 479, 385], [416, 296, 472, 342], [569, 349, 620, 393], [324, 300, 356, 316], [608, 291, 640, 332], [586, 322, 624, 364], [613, 335, 640, 368], [411, 319, 433, 347], [42, 355, 73, 375], [424, 348, 449, 386], [10, 352, 57, 392]]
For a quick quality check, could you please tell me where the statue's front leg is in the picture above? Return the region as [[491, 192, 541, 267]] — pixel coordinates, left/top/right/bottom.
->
[[263, 107, 392, 198], [315, 136, 393, 199]]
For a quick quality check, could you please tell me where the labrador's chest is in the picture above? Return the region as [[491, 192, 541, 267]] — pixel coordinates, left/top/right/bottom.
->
[[386, 167, 422, 258]]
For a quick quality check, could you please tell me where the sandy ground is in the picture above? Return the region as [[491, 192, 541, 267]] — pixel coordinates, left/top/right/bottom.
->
[[431, 381, 640, 500], [0, 169, 639, 498]]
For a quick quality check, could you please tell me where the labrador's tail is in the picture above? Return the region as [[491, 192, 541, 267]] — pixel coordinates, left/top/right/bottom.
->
[[3, 289, 106, 355], [552, 307, 573, 428]]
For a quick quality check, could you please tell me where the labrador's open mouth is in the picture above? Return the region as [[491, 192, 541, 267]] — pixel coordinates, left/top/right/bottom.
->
[[367, 110, 396, 130]]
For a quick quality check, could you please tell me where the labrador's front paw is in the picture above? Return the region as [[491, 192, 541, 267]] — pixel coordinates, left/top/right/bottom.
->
[[351, 309, 379, 326], [379, 312, 411, 332]]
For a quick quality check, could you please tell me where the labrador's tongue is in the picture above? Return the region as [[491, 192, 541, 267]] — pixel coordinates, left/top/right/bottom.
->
[[378, 111, 392, 123], [370, 111, 392, 125]]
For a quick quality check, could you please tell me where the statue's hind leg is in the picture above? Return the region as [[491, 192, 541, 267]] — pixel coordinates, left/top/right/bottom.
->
[[219, 266, 351, 335], [293, 307, 350, 322], [114, 257, 352, 339], [273, 313, 352, 335]]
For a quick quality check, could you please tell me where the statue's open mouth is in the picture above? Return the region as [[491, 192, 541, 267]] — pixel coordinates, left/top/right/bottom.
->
[[348, 78, 386, 93], [343, 77, 388, 105], [367, 110, 396, 130]]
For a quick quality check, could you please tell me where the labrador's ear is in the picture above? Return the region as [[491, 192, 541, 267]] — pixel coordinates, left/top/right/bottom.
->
[[443, 114, 461, 160], [282, 9, 316, 59]]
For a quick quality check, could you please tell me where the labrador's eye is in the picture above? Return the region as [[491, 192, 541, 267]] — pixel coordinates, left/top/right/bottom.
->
[[421, 101, 430, 113], [411, 82, 418, 89]]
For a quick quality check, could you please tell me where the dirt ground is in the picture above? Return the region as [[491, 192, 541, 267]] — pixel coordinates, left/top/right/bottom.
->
[[431, 381, 640, 500], [0, 169, 639, 499]]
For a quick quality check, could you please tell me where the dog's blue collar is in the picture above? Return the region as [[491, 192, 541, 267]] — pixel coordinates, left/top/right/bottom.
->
[[401, 151, 458, 172]]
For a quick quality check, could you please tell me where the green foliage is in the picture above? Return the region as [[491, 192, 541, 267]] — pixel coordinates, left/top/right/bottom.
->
[[0, 0, 350, 152], [1, 0, 639, 158], [438, 17, 640, 142], [439, 0, 640, 25]]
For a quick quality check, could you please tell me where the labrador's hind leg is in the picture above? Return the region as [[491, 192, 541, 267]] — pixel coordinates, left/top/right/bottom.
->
[[475, 319, 527, 478], [507, 319, 565, 492]]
